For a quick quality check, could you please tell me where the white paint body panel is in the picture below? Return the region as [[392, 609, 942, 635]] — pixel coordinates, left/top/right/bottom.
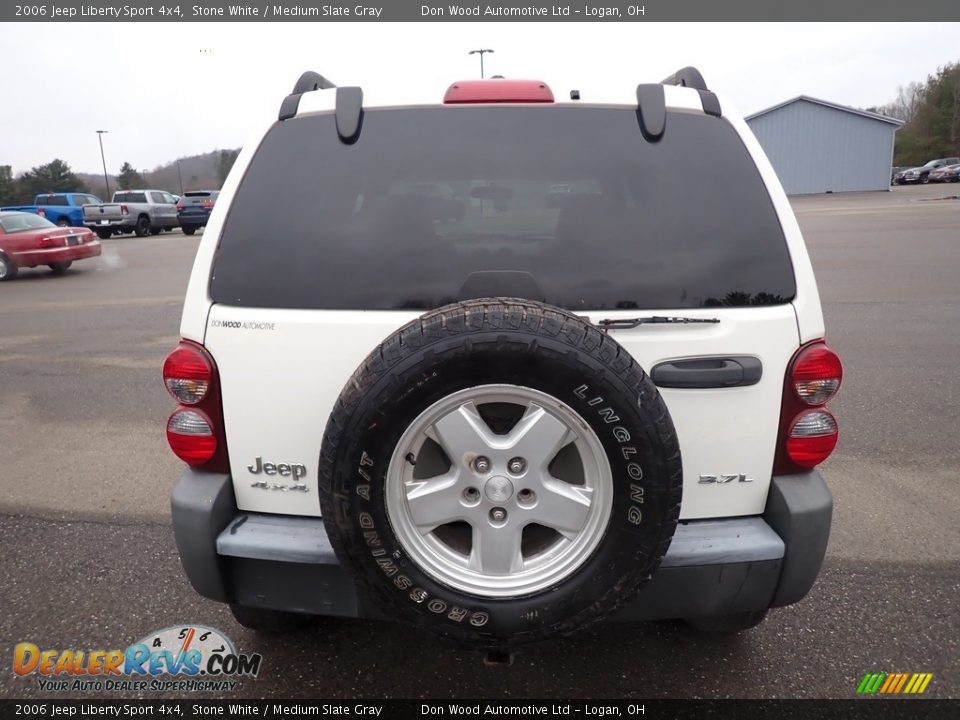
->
[[205, 304, 799, 519], [179, 83, 826, 521]]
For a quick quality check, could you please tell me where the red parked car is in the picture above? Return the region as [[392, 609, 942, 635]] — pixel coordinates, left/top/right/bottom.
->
[[0, 211, 101, 281]]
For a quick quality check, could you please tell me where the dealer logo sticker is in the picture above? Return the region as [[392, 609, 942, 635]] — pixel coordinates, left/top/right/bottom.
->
[[13, 625, 262, 693]]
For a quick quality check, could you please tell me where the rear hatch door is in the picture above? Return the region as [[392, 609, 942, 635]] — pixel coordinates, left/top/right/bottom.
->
[[204, 105, 800, 520]]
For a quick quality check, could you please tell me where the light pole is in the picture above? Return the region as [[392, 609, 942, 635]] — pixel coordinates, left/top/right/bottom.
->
[[469, 49, 494, 79], [95, 130, 110, 198], [176, 159, 184, 196]]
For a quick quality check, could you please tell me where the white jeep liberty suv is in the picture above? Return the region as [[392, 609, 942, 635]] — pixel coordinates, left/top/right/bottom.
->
[[164, 67, 842, 649]]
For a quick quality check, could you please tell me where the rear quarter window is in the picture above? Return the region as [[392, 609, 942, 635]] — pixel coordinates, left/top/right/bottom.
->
[[211, 106, 796, 311]]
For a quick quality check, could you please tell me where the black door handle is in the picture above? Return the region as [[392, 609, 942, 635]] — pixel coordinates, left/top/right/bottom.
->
[[651, 356, 762, 389]]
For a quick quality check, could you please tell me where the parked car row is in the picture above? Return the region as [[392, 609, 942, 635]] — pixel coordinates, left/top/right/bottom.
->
[[0, 187, 219, 281], [1, 188, 220, 241], [892, 157, 960, 185], [83, 188, 219, 237]]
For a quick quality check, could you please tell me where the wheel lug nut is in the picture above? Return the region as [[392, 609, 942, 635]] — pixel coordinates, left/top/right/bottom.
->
[[473, 456, 491, 473], [490, 508, 507, 523], [508, 457, 526, 474]]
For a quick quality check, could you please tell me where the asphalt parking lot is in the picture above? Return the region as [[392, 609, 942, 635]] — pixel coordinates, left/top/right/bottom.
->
[[1, 185, 958, 700]]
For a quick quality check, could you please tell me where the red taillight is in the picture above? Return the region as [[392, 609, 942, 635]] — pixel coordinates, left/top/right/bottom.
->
[[792, 345, 843, 405], [120, 204, 129, 215], [163, 341, 228, 471], [443, 79, 554, 104], [785, 410, 839, 468], [163, 344, 211, 404], [201, 200, 214, 210], [176, 202, 184, 210], [37, 208, 46, 218], [167, 409, 217, 464], [774, 341, 843, 474], [37, 236, 56, 248]]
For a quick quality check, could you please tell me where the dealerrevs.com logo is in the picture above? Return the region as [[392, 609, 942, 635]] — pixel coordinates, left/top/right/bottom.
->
[[13, 625, 262, 693]]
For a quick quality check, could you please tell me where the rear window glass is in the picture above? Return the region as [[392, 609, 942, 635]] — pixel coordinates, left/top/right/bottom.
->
[[40, 195, 68, 206], [1, 213, 55, 232], [211, 107, 795, 310], [184, 191, 211, 198], [113, 192, 146, 203]]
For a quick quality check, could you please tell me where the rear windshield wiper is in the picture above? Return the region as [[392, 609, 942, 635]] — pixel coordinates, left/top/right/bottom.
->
[[595, 316, 720, 330]]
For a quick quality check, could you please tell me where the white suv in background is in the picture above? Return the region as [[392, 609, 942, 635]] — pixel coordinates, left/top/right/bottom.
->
[[164, 67, 842, 649]]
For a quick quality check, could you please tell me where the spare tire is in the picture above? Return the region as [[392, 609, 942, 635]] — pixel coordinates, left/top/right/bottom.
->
[[319, 299, 682, 647]]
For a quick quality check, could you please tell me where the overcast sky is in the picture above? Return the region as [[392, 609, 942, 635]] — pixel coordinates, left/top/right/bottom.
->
[[1, 22, 957, 176]]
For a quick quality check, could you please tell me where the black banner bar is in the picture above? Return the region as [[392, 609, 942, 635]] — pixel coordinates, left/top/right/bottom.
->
[[1, 699, 957, 719], [2, 0, 960, 22]]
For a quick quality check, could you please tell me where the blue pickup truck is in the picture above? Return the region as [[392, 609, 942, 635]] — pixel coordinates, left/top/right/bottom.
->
[[1, 192, 103, 227]]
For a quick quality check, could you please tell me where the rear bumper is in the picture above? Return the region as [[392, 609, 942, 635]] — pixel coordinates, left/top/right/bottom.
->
[[171, 471, 832, 621], [177, 213, 210, 227], [84, 218, 131, 229], [12, 241, 101, 267]]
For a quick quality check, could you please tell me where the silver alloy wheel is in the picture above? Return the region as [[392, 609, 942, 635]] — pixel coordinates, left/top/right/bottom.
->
[[385, 384, 613, 598], [0, 256, 8, 279]]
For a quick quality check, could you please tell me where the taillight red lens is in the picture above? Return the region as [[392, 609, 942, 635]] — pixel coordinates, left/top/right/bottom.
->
[[786, 409, 839, 468], [792, 345, 842, 405], [120, 204, 129, 215], [201, 201, 214, 209], [163, 341, 228, 471], [37, 236, 55, 248], [774, 340, 843, 474], [166, 409, 217, 464], [163, 344, 211, 404]]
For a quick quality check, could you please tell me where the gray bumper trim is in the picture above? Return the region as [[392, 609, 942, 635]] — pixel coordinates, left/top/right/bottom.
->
[[172, 469, 829, 620], [217, 512, 784, 568], [217, 514, 336, 564], [661, 517, 784, 567]]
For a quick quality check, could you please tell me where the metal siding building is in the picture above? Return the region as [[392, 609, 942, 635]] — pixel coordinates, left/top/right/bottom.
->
[[746, 96, 903, 195]]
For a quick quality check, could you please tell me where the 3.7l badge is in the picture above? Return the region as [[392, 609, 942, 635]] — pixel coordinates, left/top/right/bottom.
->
[[698, 473, 753, 484]]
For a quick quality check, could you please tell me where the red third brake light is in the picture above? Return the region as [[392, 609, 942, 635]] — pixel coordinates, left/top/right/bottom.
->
[[774, 341, 843, 473], [444, 79, 555, 104], [163, 340, 228, 471]]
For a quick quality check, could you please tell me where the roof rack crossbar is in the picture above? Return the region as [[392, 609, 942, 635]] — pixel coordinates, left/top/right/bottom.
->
[[659, 66, 722, 118], [661, 66, 708, 92], [292, 71, 336, 94], [279, 70, 337, 121]]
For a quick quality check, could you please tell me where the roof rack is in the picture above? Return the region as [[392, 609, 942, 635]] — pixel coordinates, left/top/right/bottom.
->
[[660, 66, 708, 91], [658, 65, 721, 118], [278, 71, 337, 121], [636, 65, 721, 142]]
